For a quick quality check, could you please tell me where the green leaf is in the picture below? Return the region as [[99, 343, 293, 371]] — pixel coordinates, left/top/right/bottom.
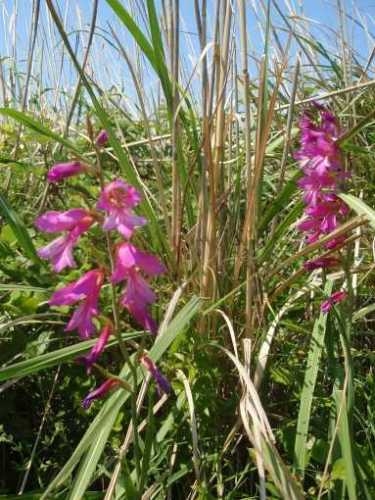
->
[[339, 193, 375, 228], [0, 192, 40, 264], [259, 171, 300, 233], [334, 389, 357, 499], [293, 280, 333, 477], [0, 332, 141, 382]]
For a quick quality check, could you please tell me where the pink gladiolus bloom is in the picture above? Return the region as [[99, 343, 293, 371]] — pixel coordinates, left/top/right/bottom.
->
[[140, 354, 171, 396], [112, 242, 166, 283], [112, 243, 165, 334], [35, 209, 94, 272], [49, 269, 104, 338], [47, 161, 86, 183], [321, 290, 347, 314], [95, 129, 109, 147], [77, 323, 112, 373], [304, 256, 340, 271], [82, 379, 120, 409], [97, 179, 146, 238], [296, 104, 350, 251]]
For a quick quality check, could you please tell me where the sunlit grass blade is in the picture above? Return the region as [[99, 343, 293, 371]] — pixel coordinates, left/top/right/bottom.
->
[[339, 193, 375, 228], [334, 388, 357, 500], [0, 108, 83, 156], [294, 280, 333, 478], [0, 332, 141, 382], [44, 0, 169, 258]]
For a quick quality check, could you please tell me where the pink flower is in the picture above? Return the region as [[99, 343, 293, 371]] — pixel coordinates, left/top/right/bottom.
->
[[97, 179, 146, 238], [321, 290, 347, 314], [304, 256, 340, 271], [47, 161, 86, 183], [95, 129, 109, 147], [49, 269, 104, 338], [112, 242, 166, 283], [77, 323, 112, 373], [35, 209, 94, 272], [140, 354, 170, 396], [112, 243, 165, 334], [82, 379, 120, 409]]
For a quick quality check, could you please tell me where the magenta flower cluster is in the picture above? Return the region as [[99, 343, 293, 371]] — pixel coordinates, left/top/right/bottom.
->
[[36, 132, 170, 406], [295, 104, 349, 313]]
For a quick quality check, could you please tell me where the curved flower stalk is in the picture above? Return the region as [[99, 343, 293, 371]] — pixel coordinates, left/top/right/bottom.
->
[[296, 104, 350, 310], [49, 269, 104, 339], [36, 209, 94, 272]]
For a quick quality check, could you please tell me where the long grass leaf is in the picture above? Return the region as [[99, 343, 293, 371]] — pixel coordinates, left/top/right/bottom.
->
[[293, 280, 333, 477], [0, 332, 140, 382], [0, 108, 82, 155]]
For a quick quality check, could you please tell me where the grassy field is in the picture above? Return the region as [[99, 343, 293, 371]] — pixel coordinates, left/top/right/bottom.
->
[[1, 1, 375, 498]]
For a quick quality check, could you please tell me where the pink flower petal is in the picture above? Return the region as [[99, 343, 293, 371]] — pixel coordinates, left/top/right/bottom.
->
[[140, 354, 170, 395], [77, 323, 112, 371], [47, 161, 86, 183], [95, 129, 109, 147], [82, 379, 120, 409]]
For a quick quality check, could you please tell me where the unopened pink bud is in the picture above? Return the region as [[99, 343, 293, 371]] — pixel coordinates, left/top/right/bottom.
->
[[47, 161, 86, 183], [95, 129, 109, 147]]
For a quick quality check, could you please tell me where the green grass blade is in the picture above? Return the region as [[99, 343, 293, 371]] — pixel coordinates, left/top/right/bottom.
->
[[44, 0, 169, 258], [106, 0, 173, 111], [0, 192, 40, 264], [334, 388, 357, 500], [0, 332, 140, 382], [106, 0, 156, 70], [258, 202, 302, 264], [294, 280, 333, 477], [145, 0, 173, 110], [258, 171, 300, 233], [339, 193, 375, 228], [0, 108, 83, 156]]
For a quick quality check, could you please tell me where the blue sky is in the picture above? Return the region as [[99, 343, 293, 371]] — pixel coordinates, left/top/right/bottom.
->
[[1, 1, 375, 108]]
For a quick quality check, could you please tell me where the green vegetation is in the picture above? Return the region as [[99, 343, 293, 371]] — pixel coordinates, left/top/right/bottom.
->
[[1, 1, 375, 498]]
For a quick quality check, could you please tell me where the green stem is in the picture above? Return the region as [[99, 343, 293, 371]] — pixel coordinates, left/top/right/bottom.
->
[[93, 138, 142, 483]]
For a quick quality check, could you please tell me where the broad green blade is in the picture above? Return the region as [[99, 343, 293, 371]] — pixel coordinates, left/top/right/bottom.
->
[[0, 192, 40, 264], [334, 388, 357, 500], [339, 193, 375, 228], [0, 332, 140, 382], [294, 280, 333, 477]]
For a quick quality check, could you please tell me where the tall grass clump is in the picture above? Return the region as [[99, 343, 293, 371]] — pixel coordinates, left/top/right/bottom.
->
[[1, 0, 375, 498]]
